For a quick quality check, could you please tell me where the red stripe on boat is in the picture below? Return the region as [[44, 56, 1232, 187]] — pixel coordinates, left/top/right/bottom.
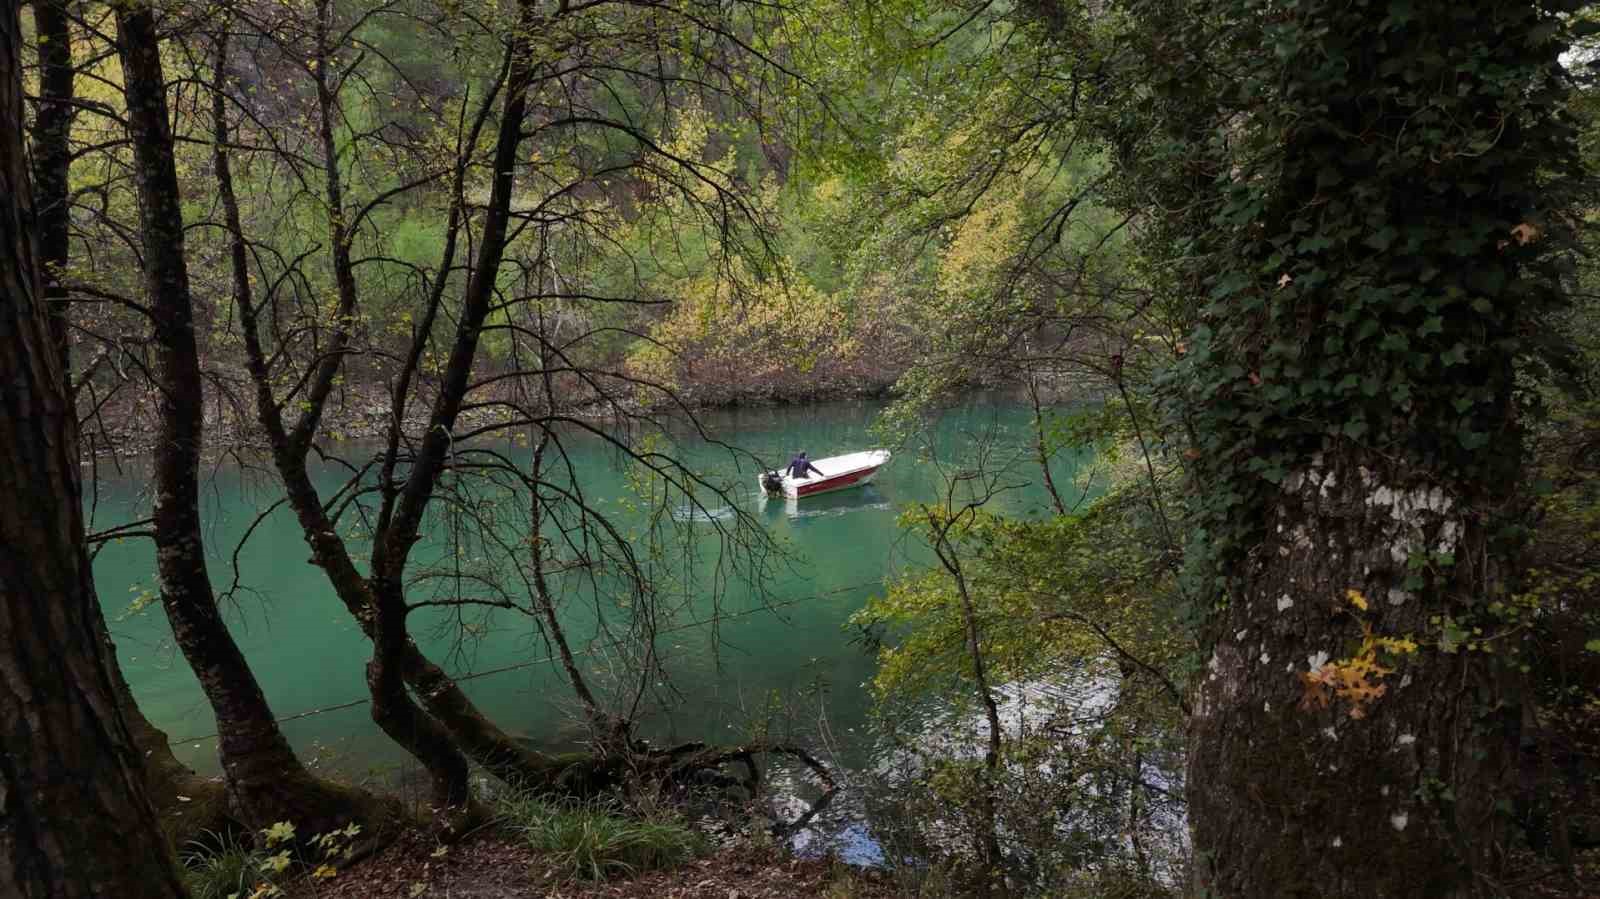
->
[[796, 469, 867, 496]]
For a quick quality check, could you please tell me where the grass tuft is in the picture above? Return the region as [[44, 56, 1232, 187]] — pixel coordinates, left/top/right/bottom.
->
[[494, 788, 707, 881], [180, 829, 268, 899]]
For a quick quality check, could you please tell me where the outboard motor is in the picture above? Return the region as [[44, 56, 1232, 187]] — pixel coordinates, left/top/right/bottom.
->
[[760, 470, 784, 495]]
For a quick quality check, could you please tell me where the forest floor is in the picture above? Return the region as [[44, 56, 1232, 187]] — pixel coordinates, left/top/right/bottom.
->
[[289, 826, 1600, 898], [293, 827, 897, 899]]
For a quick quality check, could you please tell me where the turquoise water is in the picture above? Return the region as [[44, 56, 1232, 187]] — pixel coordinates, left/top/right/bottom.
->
[[92, 398, 1087, 794]]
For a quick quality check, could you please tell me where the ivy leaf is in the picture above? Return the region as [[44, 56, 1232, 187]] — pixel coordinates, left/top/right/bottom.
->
[[1365, 226, 1398, 251]]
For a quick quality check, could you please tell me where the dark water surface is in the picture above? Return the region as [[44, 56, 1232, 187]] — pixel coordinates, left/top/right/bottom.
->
[[93, 398, 1089, 851]]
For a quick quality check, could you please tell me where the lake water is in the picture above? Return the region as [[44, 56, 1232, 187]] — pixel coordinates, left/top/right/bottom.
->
[[92, 397, 1091, 848]]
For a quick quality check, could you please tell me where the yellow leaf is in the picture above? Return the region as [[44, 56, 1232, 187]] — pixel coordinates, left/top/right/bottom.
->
[[1510, 222, 1542, 245], [261, 822, 295, 847], [1345, 588, 1368, 611]]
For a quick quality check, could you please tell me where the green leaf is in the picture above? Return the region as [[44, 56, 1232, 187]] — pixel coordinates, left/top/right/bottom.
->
[[1365, 226, 1398, 251]]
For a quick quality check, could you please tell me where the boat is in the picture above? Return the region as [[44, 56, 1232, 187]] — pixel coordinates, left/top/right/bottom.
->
[[759, 449, 891, 499]]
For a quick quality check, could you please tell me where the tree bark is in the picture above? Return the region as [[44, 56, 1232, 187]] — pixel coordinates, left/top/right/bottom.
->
[[107, 627, 233, 841], [1187, 457, 1515, 896], [29, 0, 72, 382], [116, 3, 394, 835], [0, 4, 188, 893]]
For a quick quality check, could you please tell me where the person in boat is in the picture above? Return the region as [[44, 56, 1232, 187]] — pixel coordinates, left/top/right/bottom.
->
[[787, 451, 823, 479]]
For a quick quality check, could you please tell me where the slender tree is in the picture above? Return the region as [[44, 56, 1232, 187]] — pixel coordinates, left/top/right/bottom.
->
[[23, 1, 233, 840], [217, 0, 808, 800], [114, 0, 394, 835], [0, 2, 187, 894], [30, 0, 72, 376]]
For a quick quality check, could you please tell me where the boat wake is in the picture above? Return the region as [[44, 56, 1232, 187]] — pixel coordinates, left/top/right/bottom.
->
[[670, 503, 738, 523]]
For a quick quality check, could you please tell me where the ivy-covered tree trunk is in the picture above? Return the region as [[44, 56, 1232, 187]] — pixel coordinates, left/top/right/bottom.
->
[[115, 3, 392, 836], [1151, 2, 1586, 895], [0, 5, 187, 893]]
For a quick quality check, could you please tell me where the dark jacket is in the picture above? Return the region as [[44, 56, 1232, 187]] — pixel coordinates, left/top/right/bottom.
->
[[787, 455, 822, 478]]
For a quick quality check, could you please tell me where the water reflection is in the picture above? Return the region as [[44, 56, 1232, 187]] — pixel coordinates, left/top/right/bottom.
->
[[761, 484, 892, 520]]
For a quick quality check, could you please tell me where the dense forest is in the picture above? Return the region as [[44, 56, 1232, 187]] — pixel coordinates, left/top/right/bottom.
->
[[3, 0, 1598, 897]]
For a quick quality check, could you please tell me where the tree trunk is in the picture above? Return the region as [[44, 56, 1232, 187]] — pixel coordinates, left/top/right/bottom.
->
[[0, 5, 188, 893], [367, 580, 476, 829], [364, 0, 546, 808], [29, 0, 72, 380], [107, 626, 234, 842], [116, 3, 395, 836], [1188, 455, 1515, 896], [25, 4, 232, 844], [1026, 373, 1067, 516], [213, 13, 567, 799]]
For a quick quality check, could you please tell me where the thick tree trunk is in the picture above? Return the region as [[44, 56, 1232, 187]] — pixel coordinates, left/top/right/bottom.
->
[[1188, 456, 1518, 897], [107, 627, 234, 840], [367, 581, 475, 827], [116, 4, 395, 836], [0, 6, 188, 894]]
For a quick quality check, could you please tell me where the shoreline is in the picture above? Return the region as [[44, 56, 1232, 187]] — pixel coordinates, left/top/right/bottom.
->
[[79, 371, 906, 463]]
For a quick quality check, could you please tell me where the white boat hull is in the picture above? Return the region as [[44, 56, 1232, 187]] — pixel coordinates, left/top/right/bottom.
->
[[759, 449, 890, 499]]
